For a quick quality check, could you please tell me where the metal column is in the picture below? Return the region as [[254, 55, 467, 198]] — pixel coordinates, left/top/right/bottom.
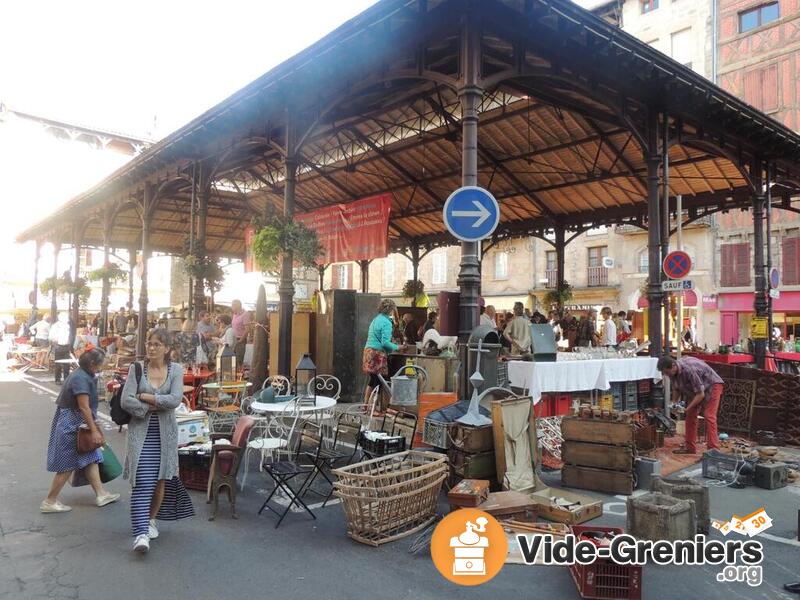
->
[[646, 113, 664, 356], [50, 242, 61, 320], [136, 185, 152, 359], [194, 166, 209, 314], [554, 225, 566, 313], [71, 229, 82, 330], [359, 260, 370, 293], [661, 115, 671, 354], [278, 114, 297, 376], [99, 212, 112, 337], [128, 247, 135, 311], [765, 165, 774, 350], [752, 163, 768, 370], [32, 240, 41, 316], [456, 14, 483, 340]]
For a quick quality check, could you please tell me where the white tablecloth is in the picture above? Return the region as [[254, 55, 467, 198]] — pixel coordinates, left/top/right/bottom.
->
[[507, 357, 661, 404]]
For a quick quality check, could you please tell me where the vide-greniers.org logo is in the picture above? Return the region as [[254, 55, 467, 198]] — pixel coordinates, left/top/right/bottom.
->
[[516, 534, 764, 585]]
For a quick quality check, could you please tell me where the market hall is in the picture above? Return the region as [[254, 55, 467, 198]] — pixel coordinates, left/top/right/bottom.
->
[[9, 0, 800, 594]]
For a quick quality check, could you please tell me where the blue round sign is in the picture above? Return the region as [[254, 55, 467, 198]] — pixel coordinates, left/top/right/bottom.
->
[[442, 186, 500, 242], [770, 267, 780, 289]]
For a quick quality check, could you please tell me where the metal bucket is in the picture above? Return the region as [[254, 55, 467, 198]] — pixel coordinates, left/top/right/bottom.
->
[[391, 375, 419, 406]]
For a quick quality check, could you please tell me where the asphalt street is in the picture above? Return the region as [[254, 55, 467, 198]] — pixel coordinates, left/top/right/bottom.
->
[[0, 372, 798, 600]]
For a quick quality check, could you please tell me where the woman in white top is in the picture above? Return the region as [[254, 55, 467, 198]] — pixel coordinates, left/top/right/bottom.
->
[[600, 307, 617, 347], [215, 314, 235, 349]]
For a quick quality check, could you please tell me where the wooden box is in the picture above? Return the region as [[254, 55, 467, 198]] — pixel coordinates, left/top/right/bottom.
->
[[478, 490, 538, 521], [561, 441, 635, 472], [448, 448, 496, 479], [561, 416, 636, 446], [447, 479, 490, 507], [529, 487, 603, 525], [450, 422, 494, 453], [562, 464, 636, 495], [505, 523, 570, 565]]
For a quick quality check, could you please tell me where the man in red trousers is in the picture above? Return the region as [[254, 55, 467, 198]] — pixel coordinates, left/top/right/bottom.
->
[[657, 355, 724, 455]]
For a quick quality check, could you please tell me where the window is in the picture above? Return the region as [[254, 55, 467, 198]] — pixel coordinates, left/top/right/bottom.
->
[[406, 257, 414, 281], [739, 3, 779, 33], [432, 252, 447, 285], [671, 28, 693, 69], [783, 236, 800, 285], [642, 0, 659, 14], [588, 246, 608, 268], [720, 242, 751, 287], [546, 251, 557, 272], [382, 258, 395, 289], [494, 252, 508, 279], [639, 251, 649, 274], [333, 264, 351, 289]]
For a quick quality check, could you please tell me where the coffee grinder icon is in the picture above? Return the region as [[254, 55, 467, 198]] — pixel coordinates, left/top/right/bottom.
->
[[450, 517, 490, 576]]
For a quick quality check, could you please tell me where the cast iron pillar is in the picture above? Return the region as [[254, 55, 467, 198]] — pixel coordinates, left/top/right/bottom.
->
[[127, 247, 136, 311], [136, 184, 153, 360], [31, 239, 41, 315], [661, 115, 671, 353], [99, 211, 112, 337], [409, 245, 421, 307], [752, 164, 768, 370], [765, 165, 774, 350], [359, 260, 371, 293], [317, 265, 326, 292], [188, 162, 197, 320], [646, 115, 664, 356], [278, 115, 297, 376], [71, 228, 82, 331], [194, 165, 209, 314], [51, 242, 61, 320], [554, 225, 566, 312], [456, 14, 483, 340]]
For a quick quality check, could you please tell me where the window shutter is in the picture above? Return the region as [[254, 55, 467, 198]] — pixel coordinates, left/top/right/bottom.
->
[[347, 264, 353, 290], [735, 242, 751, 286], [744, 70, 763, 110], [721, 244, 734, 287], [763, 64, 779, 112], [783, 237, 799, 285]]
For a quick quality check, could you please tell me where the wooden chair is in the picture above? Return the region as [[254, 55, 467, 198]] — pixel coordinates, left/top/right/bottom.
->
[[208, 416, 255, 521]]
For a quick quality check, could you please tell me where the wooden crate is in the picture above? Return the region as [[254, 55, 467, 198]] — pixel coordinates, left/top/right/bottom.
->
[[562, 464, 635, 495], [561, 417, 636, 446], [450, 422, 494, 453], [529, 487, 603, 525], [477, 490, 538, 521], [562, 441, 635, 472]]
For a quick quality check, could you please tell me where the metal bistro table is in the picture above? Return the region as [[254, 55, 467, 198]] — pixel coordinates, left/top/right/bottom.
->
[[250, 396, 337, 446]]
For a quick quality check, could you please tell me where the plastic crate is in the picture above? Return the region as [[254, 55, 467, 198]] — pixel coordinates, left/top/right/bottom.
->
[[570, 526, 642, 600], [359, 432, 407, 456], [422, 417, 451, 449], [534, 395, 553, 418], [702, 451, 756, 485], [553, 394, 572, 416], [637, 380, 651, 394], [624, 381, 638, 397]]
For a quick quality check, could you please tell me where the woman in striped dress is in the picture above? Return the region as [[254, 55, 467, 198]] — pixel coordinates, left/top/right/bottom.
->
[[121, 329, 194, 554], [42, 348, 120, 513]]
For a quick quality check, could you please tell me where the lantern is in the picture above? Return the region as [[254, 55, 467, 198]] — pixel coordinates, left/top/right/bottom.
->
[[216, 345, 237, 383], [295, 353, 317, 406]]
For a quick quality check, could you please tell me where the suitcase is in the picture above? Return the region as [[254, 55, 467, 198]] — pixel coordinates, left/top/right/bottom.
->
[[478, 490, 538, 521], [448, 448, 496, 479], [450, 423, 494, 453], [448, 479, 490, 507]]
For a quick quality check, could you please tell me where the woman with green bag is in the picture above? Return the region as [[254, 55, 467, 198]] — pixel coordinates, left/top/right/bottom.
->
[[42, 348, 120, 513]]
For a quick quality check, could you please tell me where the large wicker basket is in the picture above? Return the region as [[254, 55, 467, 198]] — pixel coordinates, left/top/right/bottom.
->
[[333, 451, 447, 546]]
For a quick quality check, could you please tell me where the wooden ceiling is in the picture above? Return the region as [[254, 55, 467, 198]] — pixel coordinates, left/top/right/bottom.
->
[[18, 0, 800, 258]]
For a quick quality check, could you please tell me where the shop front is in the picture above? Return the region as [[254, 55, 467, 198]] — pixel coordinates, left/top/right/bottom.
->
[[718, 291, 800, 345]]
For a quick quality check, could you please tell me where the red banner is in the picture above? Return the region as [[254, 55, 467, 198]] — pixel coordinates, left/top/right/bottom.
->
[[244, 225, 256, 273], [296, 194, 392, 264]]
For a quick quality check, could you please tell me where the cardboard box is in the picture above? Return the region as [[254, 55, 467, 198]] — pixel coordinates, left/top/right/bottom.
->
[[505, 523, 570, 565], [529, 487, 603, 525]]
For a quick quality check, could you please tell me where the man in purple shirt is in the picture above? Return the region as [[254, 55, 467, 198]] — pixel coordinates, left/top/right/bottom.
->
[[230, 299, 251, 367], [657, 356, 724, 455]]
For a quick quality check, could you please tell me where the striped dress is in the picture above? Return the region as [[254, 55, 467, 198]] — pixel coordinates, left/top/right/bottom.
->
[[128, 363, 194, 537]]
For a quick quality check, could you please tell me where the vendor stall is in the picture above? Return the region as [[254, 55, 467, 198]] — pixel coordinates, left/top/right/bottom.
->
[[507, 356, 661, 404]]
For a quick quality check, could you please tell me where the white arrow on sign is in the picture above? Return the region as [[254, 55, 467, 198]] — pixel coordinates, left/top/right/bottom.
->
[[452, 200, 491, 227]]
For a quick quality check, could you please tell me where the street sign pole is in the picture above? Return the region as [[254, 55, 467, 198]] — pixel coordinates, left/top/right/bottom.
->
[[677, 195, 683, 360]]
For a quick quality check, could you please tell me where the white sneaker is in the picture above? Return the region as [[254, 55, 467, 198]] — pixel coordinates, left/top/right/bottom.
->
[[133, 534, 150, 554], [95, 492, 120, 507], [148, 519, 159, 539], [40, 500, 72, 513]]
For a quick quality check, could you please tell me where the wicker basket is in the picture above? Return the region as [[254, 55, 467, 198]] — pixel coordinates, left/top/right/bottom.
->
[[333, 451, 448, 546]]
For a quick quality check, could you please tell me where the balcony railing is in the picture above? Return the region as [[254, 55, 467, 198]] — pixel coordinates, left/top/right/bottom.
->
[[587, 266, 608, 287], [545, 269, 557, 289]]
